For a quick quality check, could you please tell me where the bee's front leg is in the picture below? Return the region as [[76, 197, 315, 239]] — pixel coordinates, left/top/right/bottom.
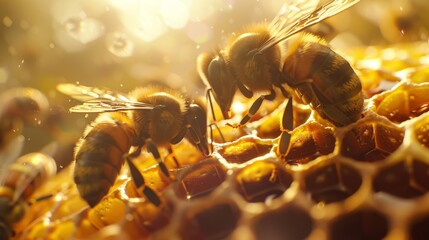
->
[[227, 89, 276, 128]]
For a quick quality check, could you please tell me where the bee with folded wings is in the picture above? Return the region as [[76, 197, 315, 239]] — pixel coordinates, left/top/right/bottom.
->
[[198, 0, 364, 157], [0, 136, 57, 240], [57, 84, 209, 207]]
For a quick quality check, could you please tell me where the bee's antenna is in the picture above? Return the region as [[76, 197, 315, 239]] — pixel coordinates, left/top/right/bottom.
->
[[206, 88, 217, 122]]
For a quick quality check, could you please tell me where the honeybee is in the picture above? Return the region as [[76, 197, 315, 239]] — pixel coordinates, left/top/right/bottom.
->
[[0, 88, 49, 151], [197, 0, 364, 157], [0, 136, 57, 240], [57, 83, 209, 207]]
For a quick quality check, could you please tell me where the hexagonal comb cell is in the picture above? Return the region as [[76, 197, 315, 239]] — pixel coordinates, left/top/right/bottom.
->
[[373, 159, 429, 199], [412, 160, 429, 192], [175, 159, 227, 200], [252, 205, 313, 240], [341, 120, 404, 162], [357, 67, 400, 97], [410, 214, 429, 240], [234, 161, 292, 202], [178, 201, 240, 240], [303, 162, 362, 204], [330, 208, 389, 240], [374, 84, 429, 123], [282, 122, 335, 165], [410, 66, 429, 84], [414, 115, 429, 149], [218, 137, 273, 164]]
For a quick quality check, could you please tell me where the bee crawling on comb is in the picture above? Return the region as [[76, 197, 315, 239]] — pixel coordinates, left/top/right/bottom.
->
[[57, 83, 212, 208], [197, 0, 364, 158]]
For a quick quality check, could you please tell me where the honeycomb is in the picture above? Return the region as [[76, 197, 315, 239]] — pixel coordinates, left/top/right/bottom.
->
[[6, 41, 429, 240]]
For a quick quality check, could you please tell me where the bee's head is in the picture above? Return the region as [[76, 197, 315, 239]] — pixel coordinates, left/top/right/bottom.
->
[[197, 52, 237, 120], [186, 103, 210, 156]]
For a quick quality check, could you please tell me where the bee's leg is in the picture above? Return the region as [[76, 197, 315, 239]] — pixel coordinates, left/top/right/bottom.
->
[[206, 88, 218, 121], [208, 122, 226, 151], [35, 194, 54, 201], [28, 194, 54, 205], [186, 125, 209, 156], [277, 98, 294, 157], [126, 151, 161, 206], [227, 89, 276, 128], [167, 146, 180, 168], [235, 80, 254, 98], [209, 123, 225, 142], [145, 139, 170, 178], [170, 128, 186, 145], [277, 84, 290, 98]]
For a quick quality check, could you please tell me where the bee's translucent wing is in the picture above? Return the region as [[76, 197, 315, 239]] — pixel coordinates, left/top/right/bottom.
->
[[57, 83, 130, 102], [269, 0, 320, 35], [57, 83, 155, 113], [68, 99, 155, 113], [0, 135, 24, 186], [257, 0, 360, 54]]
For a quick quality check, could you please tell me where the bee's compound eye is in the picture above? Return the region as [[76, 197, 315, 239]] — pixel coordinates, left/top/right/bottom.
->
[[207, 56, 224, 88], [207, 56, 236, 119]]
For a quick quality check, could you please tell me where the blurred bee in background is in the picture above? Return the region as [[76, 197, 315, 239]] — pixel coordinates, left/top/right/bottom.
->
[[57, 83, 210, 208], [197, 0, 364, 157], [0, 88, 49, 151], [0, 136, 57, 240]]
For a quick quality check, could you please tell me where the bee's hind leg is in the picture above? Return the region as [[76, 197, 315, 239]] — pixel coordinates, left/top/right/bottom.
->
[[126, 146, 161, 206], [277, 98, 294, 158]]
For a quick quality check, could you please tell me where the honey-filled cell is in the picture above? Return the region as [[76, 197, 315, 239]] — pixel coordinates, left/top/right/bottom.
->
[[341, 120, 404, 162], [210, 124, 246, 143], [252, 205, 313, 240], [410, 66, 429, 84], [121, 180, 173, 233], [374, 84, 429, 123], [178, 201, 241, 240], [356, 67, 400, 97], [410, 213, 429, 240], [330, 208, 389, 240], [303, 162, 362, 204], [175, 159, 227, 200], [414, 115, 429, 149], [373, 159, 429, 199], [412, 160, 429, 192], [234, 161, 293, 203], [218, 137, 273, 164], [281, 122, 335, 165]]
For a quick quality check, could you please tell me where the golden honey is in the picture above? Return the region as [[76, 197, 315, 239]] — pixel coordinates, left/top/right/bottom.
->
[[8, 41, 429, 240]]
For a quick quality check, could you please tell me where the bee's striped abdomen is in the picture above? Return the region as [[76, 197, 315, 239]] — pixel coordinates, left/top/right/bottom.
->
[[74, 113, 136, 207], [283, 38, 363, 126]]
